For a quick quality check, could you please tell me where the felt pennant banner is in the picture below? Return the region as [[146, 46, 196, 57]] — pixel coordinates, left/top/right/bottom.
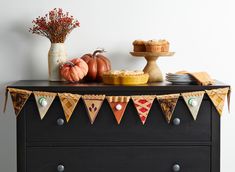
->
[[4, 87, 231, 123], [58, 93, 81, 122], [106, 96, 130, 124], [206, 87, 230, 116], [181, 91, 205, 120], [33, 91, 57, 119], [8, 88, 32, 116], [82, 95, 105, 124], [156, 94, 180, 124], [132, 95, 155, 125]]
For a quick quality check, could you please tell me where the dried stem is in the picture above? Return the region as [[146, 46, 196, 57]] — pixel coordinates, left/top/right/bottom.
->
[[29, 8, 80, 43]]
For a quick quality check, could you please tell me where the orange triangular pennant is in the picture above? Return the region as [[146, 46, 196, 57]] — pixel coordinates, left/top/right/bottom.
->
[[33, 91, 57, 119], [82, 95, 105, 124], [156, 94, 180, 124], [181, 91, 204, 120], [8, 88, 32, 116], [132, 95, 155, 125], [58, 93, 81, 122], [206, 87, 230, 116], [106, 96, 130, 124]]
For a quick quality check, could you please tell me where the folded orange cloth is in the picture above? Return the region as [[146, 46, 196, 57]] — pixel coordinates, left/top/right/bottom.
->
[[176, 71, 215, 86]]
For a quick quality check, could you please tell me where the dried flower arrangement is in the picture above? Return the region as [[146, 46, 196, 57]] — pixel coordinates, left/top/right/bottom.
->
[[29, 8, 80, 43]]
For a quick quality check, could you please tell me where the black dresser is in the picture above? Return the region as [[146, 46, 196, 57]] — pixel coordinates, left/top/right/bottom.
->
[[8, 80, 229, 172]]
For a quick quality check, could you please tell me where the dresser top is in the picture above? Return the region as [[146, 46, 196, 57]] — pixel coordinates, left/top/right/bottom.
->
[[7, 80, 229, 93]]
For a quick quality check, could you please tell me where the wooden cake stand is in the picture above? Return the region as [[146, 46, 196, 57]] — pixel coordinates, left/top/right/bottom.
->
[[130, 52, 175, 82]]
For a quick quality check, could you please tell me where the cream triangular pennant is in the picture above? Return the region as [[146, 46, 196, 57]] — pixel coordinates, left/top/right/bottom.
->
[[8, 88, 32, 116], [58, 93, 81, 122], [132, 95, 155, 125], [82, 95, 105, 124], [156, 94, 180, 124], [33, 91, 57, 119], [206, 87, 229, 116], [181, 91, 204, 120], [106, 96, 130, 124]]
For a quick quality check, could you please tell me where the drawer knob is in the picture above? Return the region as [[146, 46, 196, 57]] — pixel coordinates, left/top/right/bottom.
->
[[57, 118, 65, 126], [172, 164, 180, 172], [173, 118, 181, 126], [188, 98, 198, 107], [115, 104, 122, 111], [57, 164, 65, 172], [38, 97, 48, 107]]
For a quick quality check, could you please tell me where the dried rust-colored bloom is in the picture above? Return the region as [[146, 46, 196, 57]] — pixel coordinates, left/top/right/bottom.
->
[[29, 8, 80, 43]]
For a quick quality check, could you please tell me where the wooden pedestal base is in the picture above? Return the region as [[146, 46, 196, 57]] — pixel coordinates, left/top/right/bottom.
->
[[130, 52, 175, 82]]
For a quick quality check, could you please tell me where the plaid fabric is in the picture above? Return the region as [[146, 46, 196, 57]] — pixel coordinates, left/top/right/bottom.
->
[[58, 93, 81, 122]]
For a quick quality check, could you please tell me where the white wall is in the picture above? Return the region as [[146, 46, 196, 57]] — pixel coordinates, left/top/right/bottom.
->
[[0, 0, 234, 171]]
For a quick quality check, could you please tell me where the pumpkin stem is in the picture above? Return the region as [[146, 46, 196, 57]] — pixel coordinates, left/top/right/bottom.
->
[[92, 48, 106, 57], [62, 61, 75, 67]]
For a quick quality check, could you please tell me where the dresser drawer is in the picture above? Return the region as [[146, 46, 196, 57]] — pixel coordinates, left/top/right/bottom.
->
[[27, 146, 210, 172], [25, 97, 211, 143]]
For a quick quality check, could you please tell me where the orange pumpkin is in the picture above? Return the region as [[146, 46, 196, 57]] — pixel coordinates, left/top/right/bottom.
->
[[60, 58, 88, 83], [81, 49, 111, 82]]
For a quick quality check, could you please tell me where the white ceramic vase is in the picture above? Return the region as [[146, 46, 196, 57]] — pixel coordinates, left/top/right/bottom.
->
[[48, 43, 67, 81]]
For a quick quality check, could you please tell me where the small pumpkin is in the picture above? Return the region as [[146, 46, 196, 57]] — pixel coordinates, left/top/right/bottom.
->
[[81, 49, 111, 82], [60, 58, 88, 83]]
